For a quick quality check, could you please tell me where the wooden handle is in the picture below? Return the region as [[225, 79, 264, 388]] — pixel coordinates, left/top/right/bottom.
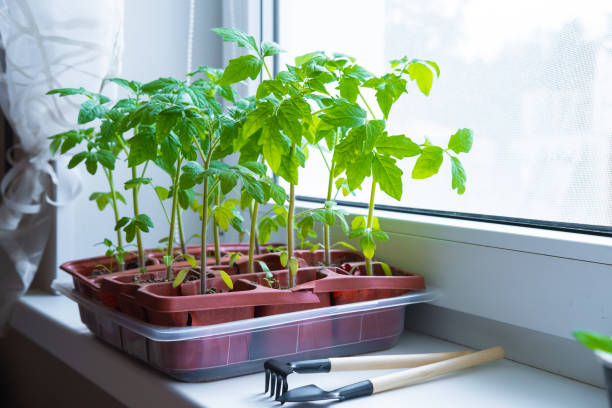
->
[[329, 351, 472, 371], [370, 346, 505, 394]]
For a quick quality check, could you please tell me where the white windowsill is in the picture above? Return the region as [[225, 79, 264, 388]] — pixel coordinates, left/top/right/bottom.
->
[[10, 290, 607, 408]]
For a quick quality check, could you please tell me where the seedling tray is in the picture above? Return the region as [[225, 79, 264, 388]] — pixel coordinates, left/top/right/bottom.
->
[[54, 282, 434, 382]]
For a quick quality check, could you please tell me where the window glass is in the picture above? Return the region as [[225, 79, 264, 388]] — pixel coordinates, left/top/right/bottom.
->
[[277, 0, 612, 227]]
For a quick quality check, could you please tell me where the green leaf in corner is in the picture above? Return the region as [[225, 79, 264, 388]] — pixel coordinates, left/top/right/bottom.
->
[[351, 216, 366, 230], [412, 146, 443, 179], [573, 331, 612, 354], [333, 241, 357, 251], [359, 231, 376, 259], [211, 27, 258, 53], [289, 257, 299, 276], [372, 155, 403, 201], [154, 186, 170, 200], [256, 260, 270, 273], [448, 128, 473, 154], [407, 61, 434, 96], [380, 262, 392, 276], [375, 134, 421, 159], [280, 251, 288, 267], [450, 156, 467, 195], [261, 41, 284, 57], [172, 268, 189, 288], [183, 253, 197, 268], [219, 270, 234, 290], [219, 55, 263, 85], [228, 252, 241, 267]]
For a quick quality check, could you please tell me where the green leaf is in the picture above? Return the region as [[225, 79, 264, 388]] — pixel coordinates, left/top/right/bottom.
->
[[108, 78, 140, 93], [183, 253, 197, 268], [365, 120, 385, 151], [346, 153, 372, 191], [228, 252, 241, 266], [127, 127, 157, 167], [289, 257, 299, 276], [275, 150, 300, 185], [451, 156, 467, 195], [141, 77, 181, 93], [375, 134, 421, 158], [372, 229, 389, 242], [155, 186, 170, 200], [426, 60, 440, 77], [219, 270, 234, 290], [156, 112, 178, 143], [320, 99, 366, 128], [67, 151, 87, 169], [96, 150, 116, 170], [269, 184, 286, 206], [172, 268, 189, 288], [372, 155, 403, 201], [256, 79, 287, 99], [211, 27, 258, 52], [380, 262, 392, 276], [163, 255, 174, 267], [135, 214, 154, 231], [242, 161, 266, 176], [359, 231, 376, 259], [574, 331, 612, 353], [352, 216, 366, 230], [261, 41, 283, 57], [259, 124, 290, 172], [255, 260, 270, 273], [78, 99, 108, 124], [334, 241, 357, 251], [280, 251, 288, 267], [243, 101, 273, 139], [258, 217, 278, 244], [115, 217, 131, 230], [408, 62, 434, 96], [277, 98, 304, 142], [85, 154, 97, 175], [213, 206, 234, 231], [219, 55, 263, 85], [343, 64, 373, 81], [180, 161, 205, 189], [124, 177, 152, 190], [124, 222, 136, 242], [448, 128, 473, 154], [412, 146, 444, 179]]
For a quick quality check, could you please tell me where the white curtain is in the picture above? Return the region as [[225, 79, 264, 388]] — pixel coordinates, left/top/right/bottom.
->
[[0, 0, 124, 330]]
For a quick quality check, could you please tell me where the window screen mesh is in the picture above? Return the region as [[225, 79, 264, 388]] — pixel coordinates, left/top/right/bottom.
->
[[277, 0, 612, 227]]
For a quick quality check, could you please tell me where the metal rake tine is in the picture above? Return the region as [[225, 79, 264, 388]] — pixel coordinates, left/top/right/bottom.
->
[[265, 368, 270, 393], [275, 374, 283, 401], [270, 372, 277, 397], [281, 378, 288, 402]]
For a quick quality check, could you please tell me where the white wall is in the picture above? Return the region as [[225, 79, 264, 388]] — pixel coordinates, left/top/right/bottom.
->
[[54, 0, 223, 272]]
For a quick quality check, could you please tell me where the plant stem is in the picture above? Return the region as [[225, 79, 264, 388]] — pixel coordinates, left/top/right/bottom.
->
[[323, 129, 339, 266], [131, 166, 145, 273], [105, 168, 124, 271], [358, 89, 377, 119], [166, 155, 182, 280], [287, 147, 296, 287], [324, 159, 334, 266], [365, 181, 376, 276], [248, 201, 258, 274], [177, 207, 186, 254], [200, 176, 209, 294], [213, 184, 221, 265]]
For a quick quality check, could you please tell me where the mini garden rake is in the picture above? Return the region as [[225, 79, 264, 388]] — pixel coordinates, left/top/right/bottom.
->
[[263, 350, 472, 401]]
